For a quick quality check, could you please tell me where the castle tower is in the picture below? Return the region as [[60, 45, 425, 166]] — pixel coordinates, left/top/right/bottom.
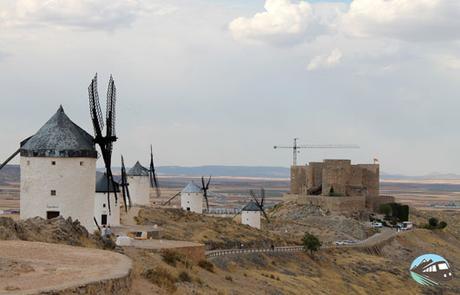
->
[[180, 181, 203, 213], [94, 173, 121, 227], [20, 106, 97, 231], [241, 201, 261, 229], [127, 161, 151, 206]]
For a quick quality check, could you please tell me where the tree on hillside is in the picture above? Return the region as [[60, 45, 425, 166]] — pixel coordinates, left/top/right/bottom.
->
[[302, 232, 322, 256], [379, 204, 392, 217], [428, 217, 439, 228]]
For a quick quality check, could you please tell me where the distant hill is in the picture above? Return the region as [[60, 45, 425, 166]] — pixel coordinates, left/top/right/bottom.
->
[[381, 172, 460, 180], [4, 164, 460, 183], [156, 166, 290, 178], [0, 164, 19, 185]]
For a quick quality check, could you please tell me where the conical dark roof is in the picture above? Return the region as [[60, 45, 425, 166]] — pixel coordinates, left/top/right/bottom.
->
[[20, 106, 97, 158], [242, 200, 261, 212], [95, 173, 120, 193], [127, 161, 149, 176]]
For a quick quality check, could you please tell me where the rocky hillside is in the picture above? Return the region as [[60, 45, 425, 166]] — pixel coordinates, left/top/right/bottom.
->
[[136, 208, 296, 249], [0, 216, 113, 249], [267, 201, 376, 244]]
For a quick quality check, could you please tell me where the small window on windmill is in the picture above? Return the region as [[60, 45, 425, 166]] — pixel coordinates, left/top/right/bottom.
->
[[51, 190, 56, 196], [103, 203, 106, 208], [51, 161, 56, 166], [80, 161, 84, 166]]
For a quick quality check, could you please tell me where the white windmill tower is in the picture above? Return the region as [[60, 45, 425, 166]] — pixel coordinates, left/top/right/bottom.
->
[[179, 176, 211, 214], [241, 201, 262, 229], [94, 173, 121, 227], [180, 181, 203, 213], [240, 189, 270, 230], [127, 161, 151, 206], [19, 106, 98, 231]]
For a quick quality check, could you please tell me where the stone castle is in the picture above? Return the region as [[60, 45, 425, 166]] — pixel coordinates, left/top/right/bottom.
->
[[285, 159, 394, 215]]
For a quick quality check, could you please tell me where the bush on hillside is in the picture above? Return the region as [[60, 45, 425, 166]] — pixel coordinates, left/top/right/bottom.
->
[[142, 267, 177, 292], [161, 250, 184, 267], [198, 259, 214, 272], [178, 271, 192, 282], [302, 232, 322, 256]]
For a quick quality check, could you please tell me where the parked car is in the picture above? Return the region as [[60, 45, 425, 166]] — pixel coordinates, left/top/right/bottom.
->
[[371, 222, 383, 228]]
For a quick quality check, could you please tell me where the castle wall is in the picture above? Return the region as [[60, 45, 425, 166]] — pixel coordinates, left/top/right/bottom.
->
[[306, 162, 323, 189], [293, 194, 366, 215], [366, 195, 395, 211], [290, 166, 307, 194], [359, 164, 380, 197], [127, 176, 150, 206], [321, 160, 352, 196], [20, 156, 96, 231]]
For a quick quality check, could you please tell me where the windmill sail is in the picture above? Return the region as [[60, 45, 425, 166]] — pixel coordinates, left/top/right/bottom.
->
[[201, 176, 211, 211], [120, 155, 131, 212], [150, 145, 161, 198], [88, 74, 119, 214], [88, 74, 104, 137]]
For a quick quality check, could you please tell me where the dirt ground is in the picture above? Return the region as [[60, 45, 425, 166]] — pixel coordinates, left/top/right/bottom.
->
[[0, 240, 131, 294]]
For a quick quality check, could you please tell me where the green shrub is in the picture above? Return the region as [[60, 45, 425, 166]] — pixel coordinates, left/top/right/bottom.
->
[[428, 217, 439, 228], [161, 250, 183, 267], [439, 221, 447, 229], [302, 232, 322, 256], [198, 259, 214, 273], [178, 271, 192, 282], [142, 267, 177, 292]]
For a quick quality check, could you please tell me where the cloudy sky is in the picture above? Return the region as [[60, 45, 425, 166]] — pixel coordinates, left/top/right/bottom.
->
[[0, 0, 459, 175]]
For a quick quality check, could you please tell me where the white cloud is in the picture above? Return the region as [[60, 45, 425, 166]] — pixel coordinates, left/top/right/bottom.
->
[[0, 0, 172, 31], [342, 0, 460, 42], [307, 48, 342, 71], [229, 0, 314, 44], [436, 55, 460, 69], [230, 0, 460, 45]]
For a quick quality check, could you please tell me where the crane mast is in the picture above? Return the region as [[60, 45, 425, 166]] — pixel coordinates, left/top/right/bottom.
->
[[274, 138, 359, 166]]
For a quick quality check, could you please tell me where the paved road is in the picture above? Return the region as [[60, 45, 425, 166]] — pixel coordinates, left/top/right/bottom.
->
[[206, 228, 403, 258]]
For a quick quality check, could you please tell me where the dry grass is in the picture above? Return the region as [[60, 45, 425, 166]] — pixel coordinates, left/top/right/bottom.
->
[[125, 209, 460, 294], [136, 207, 294, 249]]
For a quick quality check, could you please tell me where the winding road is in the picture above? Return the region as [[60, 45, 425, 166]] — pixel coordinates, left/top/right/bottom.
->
[[206, 228, 402, 258]]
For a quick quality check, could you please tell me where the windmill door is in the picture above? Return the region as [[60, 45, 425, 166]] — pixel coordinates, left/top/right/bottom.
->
[[101, 214, 108, 225], [47, 211, 60, 219]]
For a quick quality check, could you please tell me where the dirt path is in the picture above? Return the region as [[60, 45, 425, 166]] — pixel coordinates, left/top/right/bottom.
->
[[0, 240, 132, 294]]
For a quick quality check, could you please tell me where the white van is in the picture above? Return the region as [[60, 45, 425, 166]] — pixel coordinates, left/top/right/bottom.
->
[[401, 221, 413, 231]]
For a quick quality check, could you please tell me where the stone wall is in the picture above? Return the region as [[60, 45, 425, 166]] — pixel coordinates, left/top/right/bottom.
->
[[290, 166, 307, 194], [366, 195, 395, 211], [285, 193, 395, 214], [289, 159, 380, 198], [293, 194, 366, 214], [42, 272, 132, 295], [306, 162, 323, 189], [322, 160, 352, 196], [359, 164, 380, 197]]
